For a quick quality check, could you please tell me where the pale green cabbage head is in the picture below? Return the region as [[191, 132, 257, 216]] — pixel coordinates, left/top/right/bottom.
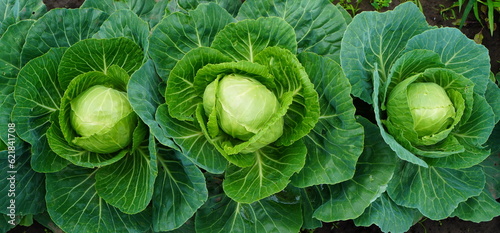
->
[[70, 85, 137, 153], [203, 73, 283, 152], [406, 82, 456, 137], [386, 79, 460, 146]]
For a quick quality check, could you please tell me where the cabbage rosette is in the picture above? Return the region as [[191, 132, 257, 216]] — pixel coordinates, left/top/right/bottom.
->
[[130, 0, 364, 231], [339, 2, 500, 231], [8, 2, 170, 232], [0, 1, 47, 230]]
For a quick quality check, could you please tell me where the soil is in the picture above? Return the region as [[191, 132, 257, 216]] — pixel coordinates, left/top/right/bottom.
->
[[9, 0, 499, 233], [42, 0, 84, 9]]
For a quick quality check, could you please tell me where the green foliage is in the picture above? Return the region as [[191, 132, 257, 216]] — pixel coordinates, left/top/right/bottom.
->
[[458, 0, 500, 36], [2, 1, 499, 233], [341, 2, 500, 231], [371, 0, 392, 10], [3, 0, 171, 231], [332, 0, 363, 16]]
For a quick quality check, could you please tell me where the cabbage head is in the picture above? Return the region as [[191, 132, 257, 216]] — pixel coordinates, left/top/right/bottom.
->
[[70, 85, 137, 153], [386, 79, 461, 146], [203, 73, 284, 153]]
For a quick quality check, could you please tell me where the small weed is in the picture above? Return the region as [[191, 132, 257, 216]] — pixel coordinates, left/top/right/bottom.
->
[[440, 2, 460, 21], [332, 0, 363, 16], [417, 217, 429, 233], [371, 0, 392, 11], [330, 222, 340, 229], [457, 0, 499, 35], [474, 29, 485, 43], [405, 0, 424, 12]]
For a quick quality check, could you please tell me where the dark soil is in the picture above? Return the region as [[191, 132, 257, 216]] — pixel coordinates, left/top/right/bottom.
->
[[11, 1, 499, 233], [311, 217, 500, 233], [42, 0, 84, 9]]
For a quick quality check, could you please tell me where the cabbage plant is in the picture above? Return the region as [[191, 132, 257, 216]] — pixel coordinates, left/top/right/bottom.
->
[[337, 2, 500, 232], [3, 0, 173, 231], [129, 0, 364, 231]]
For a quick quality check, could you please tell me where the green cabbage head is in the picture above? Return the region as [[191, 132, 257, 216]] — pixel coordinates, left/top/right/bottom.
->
[[70, 85, 137, 153], [404, 82, 455, 137], [203, 74, 284, 153], [384, 69, 468, 148]]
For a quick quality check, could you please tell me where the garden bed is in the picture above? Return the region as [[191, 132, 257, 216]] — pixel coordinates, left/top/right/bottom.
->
[[5, 0, 499, 232]]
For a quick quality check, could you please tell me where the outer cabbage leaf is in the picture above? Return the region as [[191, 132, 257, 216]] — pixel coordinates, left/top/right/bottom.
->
[[152, 148, 207, 232], [335, 3, 353, 24], [0, 20, 35, 145], [196, 191, 302, 233], [290, 52, 363, 187], [237, 0, 347, 62], [0, 214, 16, 232], [483, 125, 500, 197], [0, 0, 46, 36], [211, 17, 297, 62], [95, 128, 157, 214], [451, 188, 500, 222], [484, 80, 500, 124], [149, 3, 235, 80], [93, 9, 150, 58], [57, 37, 143, 89], [0, 93, 15, 146], [45, 166, 152, 233], [12, 48, 70, 173], [299, 186, 325, 230], [340, 2, 432, 103], [128, 60, 178, 149], [84, 0, 172, 29], [354, 192, 422, 233], [168, 0, 242, 17], [387, 162, 485, 220], [312, 117, 398, 222], [0, 20, 35, 85], [0, 142, 46, 216], [21, 8, 109, 65], [223, 140, 306, 203], [81, 0, 156, 22]]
